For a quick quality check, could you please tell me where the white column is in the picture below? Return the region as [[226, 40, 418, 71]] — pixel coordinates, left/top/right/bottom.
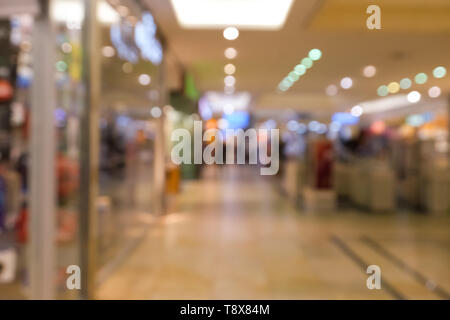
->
[[79, 0, 100, 299], [30, 0, 56, 300]]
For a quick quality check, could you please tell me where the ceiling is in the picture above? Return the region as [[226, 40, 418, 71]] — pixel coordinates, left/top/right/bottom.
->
[[142, 0, 450, 115]]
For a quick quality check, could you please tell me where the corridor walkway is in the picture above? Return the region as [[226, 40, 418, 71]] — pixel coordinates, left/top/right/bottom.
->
[[97, 166, 449, 300]]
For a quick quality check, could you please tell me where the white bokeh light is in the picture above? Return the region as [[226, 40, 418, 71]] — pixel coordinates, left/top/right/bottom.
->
[[138, 74, 151, 86], [428, 86, 441, 98], [351, 105, 363, 117], [407, 91, 421, 103], [223, 27, 239, 40], [340, 77, 353, 89], [224, 47, 237, 59]]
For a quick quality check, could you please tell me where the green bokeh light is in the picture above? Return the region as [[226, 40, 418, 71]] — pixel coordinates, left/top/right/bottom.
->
[[294, 64, 306, 76], [433, 66, 447, 79], [56, 61, 67, 72], [414, 73, 427, 84], [288, 71, 300, 82], [301, 57, 313, 69], [308, 49, 322, 61], [377, 85, 389, 97], [399, 78, 412, 90]]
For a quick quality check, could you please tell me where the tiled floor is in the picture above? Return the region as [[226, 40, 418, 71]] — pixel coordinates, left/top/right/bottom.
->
[[97, 166, 450, 300]]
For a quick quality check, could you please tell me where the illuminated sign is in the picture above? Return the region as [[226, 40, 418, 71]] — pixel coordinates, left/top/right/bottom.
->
[[110, 12, 163, 65], [135, 13, 163, 65]]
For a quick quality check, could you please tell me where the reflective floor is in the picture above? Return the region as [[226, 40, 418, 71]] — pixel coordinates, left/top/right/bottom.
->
[[98, 166, 450, 300]]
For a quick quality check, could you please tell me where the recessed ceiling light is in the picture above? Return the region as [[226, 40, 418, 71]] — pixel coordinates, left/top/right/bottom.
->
[[151, 106, 162, 118], [294, 64, 306, 76], [351, 105, 363, 117], [225, 47, 237, 59], [102, 46, 115, 58], [325, 84, 338, 96], [407, 91, 421, 103], [308, 49, 322, 61], [98, 1, 120, 24], [428, 86, 441, 98], [223, 27, 239, 40], [138, 74, 151, 86], [170, 0, 294, 30], [387, 82, 400, 94], [224, 75, 236, 86], [277, 48, 322, 92], [414, 73, 427, 84], [288, 71, 299, 82], [399, 78, 412, 90], [340, 77, 353, 89], [377, 85, 389, 96], [432, 66, 446, 79], [224, 63, 236, 75], [363, 65, 376, 78], [301, 57, 313, 69]]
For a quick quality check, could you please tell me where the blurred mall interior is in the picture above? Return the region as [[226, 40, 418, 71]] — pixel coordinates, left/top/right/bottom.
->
[[0, 0, 449, 300]]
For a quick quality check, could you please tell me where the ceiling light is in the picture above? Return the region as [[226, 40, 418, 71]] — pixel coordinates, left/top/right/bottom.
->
[[294, 64, 306, 76], [122, 62, 133, 74], [102, 46, 115, 58], [325, 84, 338, 96], [301, 57, 313, 69], [399, 78, 412, 90], [308, 49, 322, 61], [377, 85, 389, 96], [277, 48, 322, 92], [223, 27, 239, 40], [428, 86, 441, 98], [363, 65, 376, 78], [288, 71, 299, 82], [138, 74, 151, 86], [278, 84, 288, 92], [351, 105, 363, 117], [170, 0, 294, 30], [432, 66, 446, 79], [224, 47, 237, 59], [340, 77, 353, 89], [98, 1, 120, 24], [61, 42, 72, 54], [51, 0, 84, 24], [387, 82, 400, 94], [359, 95, 411, 114], [224, 63, 236, 75], [224, 75, 236, 86], [407, 91, 421, 103], [414, 73, 427, 84], [151, 106, 162, 118]]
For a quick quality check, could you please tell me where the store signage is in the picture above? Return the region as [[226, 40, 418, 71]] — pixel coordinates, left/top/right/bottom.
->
[[135, 12, 163, 65], [110, 12, 163, 65], [332, 112, 359, 125], [0, 80, 13, 101], [111, 23, 139, 63]]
